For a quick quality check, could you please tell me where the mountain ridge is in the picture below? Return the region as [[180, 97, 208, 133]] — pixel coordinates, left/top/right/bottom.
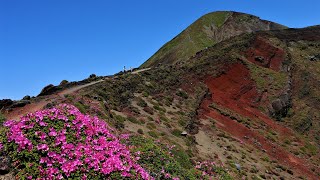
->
[[140, 11, 287, 68]]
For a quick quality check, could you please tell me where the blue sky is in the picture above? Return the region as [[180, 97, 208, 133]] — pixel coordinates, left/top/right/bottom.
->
[[1, 0, 320, 100]]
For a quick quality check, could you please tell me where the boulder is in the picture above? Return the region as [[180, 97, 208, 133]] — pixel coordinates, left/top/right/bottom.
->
[[0, 99, 13, 110], [22, 95, 31, 100], [38, 84, 61, 96], [270, 93, 291, 120], [10, 100, 30, 108], [59, 80, 69, 86]]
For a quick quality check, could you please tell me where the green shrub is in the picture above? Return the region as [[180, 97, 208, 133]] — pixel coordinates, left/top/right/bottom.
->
[[142, 92, 149, 97], [176, 90, 188, 99], [146, 123, 156, 130], [74, 102, 87, 113], [0, 112, 6, 125], [127, 136, 198, 179], [171, 129, 182, 137], [137, 98, 148, 107], [113, 115, 126, 129], [178, 119, 187, 126], [137, 129, 144, 134], [127, 116, 140, 124], [147, 116, 154, 121], [148, 131, 159, 138], [153, 105, 166, 112], [59, 80, 69, 86]]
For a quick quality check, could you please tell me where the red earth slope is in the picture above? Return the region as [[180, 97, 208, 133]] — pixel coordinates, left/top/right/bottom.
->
[[198, 62, 319, 179]]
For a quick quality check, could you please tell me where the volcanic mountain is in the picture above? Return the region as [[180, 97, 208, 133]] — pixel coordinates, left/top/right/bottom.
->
[[1, 12, 320, 179], [141, 11, 287, 68]]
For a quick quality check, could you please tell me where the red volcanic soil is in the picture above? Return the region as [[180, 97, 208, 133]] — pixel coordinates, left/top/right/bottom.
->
[[198, 62, 319, 179], [244, 36, 285, 71]]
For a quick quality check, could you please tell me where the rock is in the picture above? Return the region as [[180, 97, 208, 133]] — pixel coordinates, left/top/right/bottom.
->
[[59, 80, 69, 86], [235, 163, 241, 171], [38, 84, 61, 96], [0, 100, 13, 110], [89, 74, 97, 79], [309, 55, 320, 61], [270, 93, 291, 120], [10, 100, 30, 108], [254, 56, 265, 63], [181, 131, 188, 136], [22, 95, 31, 100], [0, 156, 10, 175]]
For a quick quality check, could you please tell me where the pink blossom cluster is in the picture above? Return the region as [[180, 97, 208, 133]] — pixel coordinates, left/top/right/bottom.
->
[[3, 104, 152, 179], [195, 161, 223, 178]]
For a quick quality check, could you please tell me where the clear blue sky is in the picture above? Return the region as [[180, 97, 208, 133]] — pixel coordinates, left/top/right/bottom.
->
[[1, 0, 319, 100]]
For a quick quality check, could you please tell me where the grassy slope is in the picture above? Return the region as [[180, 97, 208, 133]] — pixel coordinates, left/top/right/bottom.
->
[[140, 11, 287, 68], [140, 11, 232, 68]]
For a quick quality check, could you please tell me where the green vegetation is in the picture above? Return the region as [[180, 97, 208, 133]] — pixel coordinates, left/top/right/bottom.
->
[[147, 131, 159, 138], [246, 61, 288, 93], [171, 129, 183, 137], [127, 116, 140, 124], [74, 101, 89, 113], [113, 114, 126, 129], [176, 90, 189, 99], [137, 98, 148, 107], [140, 11, 232, 68], [0, 112, 6, 125], [127, 136, 233, 179], [137, 129, 144, 134]]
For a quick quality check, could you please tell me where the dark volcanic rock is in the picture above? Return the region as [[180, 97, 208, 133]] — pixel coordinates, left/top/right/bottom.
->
[[0, 100, 13, 110], [10, 100, 31, 108], [38, 84, 61, 96], [270, 93, 291, 120], [22, 95, 31, 100]]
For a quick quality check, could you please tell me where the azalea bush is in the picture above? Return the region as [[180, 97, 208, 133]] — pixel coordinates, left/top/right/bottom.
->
[[195, 161, 232, 179], [0, 104, 151, 179]]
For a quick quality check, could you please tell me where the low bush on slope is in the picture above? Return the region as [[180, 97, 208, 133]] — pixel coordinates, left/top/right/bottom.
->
[[0, 104, 150, 179], [0, 104, 232, 180]]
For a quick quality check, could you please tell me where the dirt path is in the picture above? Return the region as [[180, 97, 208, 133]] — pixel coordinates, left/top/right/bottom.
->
[[57, 79, 104, 97], [131, 68, 151, 74], [5, 68, 151, 121], [5, 79, 105, 120]]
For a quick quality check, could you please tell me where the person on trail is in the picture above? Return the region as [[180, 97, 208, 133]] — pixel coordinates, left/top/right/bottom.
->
[[124, 66, 126, 72]]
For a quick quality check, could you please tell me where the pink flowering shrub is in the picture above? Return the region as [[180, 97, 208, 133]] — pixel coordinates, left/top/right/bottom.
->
[[0, 104, 151, 179], [195, 161, 232, 179]]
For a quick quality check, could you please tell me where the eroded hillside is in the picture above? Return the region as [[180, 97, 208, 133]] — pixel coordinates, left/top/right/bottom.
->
[[1, 19, 320, 180]]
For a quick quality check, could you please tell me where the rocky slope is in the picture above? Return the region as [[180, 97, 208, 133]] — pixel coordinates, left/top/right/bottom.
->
[[1, 13, 320, 180]]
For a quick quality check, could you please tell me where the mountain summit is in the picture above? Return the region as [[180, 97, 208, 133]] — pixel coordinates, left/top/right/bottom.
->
[[141, 11, 287, 68]]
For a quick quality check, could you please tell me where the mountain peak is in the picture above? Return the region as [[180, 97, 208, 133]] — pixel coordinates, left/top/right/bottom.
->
[[141, 11, 287, 68]]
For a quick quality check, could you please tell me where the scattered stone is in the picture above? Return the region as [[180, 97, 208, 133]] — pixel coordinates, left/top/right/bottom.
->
[[262, 149, 267, 153], [235, 163, 241, 171], [0, 156, 11, 175], [254, 56, 265, 63], [309, 55, 320, 61], [181, 131, 188, 136]]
